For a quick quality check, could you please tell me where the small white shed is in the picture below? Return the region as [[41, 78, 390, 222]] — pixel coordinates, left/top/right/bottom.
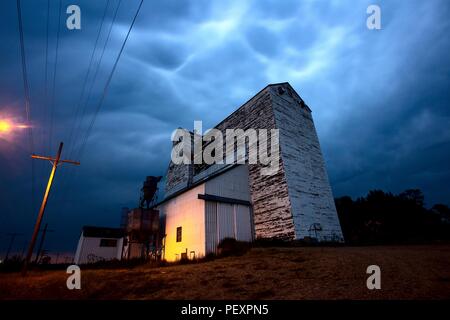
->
[[74, 226, 124, 264]]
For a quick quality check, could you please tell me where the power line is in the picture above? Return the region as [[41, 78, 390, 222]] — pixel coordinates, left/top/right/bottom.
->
[[77, 0, 143, 160], [48, 0, 62, 153], [16, 0, 32, 130], [38, 0, 51, 203], [58, 0, 118, 204], [59, 0, 125, 193], [59, 0, 112, 193], [16, 0, 36, 215], [68, 0, 122, 161], [65, 0, 112, 156], [43, 0, 50, 153], [56, 0, 142, 222]]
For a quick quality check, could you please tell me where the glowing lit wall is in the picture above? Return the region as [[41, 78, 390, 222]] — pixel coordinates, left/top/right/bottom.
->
[[159, 184, 206, 262]]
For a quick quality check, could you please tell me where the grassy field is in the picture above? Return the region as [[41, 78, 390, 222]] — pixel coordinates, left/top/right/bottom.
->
[[1, 245, 449, 300]]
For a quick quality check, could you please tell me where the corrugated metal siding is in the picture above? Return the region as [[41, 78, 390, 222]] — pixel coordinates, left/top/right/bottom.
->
[[218, 203, 234, 239], [205, 201, 217, 254], [205, 201, 253, 254], [236, 205, 252, 242], [205, 165, 251, 201]]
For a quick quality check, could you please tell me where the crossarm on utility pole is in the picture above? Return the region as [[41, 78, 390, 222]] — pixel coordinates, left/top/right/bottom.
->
[[31, 155, 80, 166]]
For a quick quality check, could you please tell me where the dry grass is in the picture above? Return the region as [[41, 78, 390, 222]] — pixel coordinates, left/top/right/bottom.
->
[[1, 245, 449, 300]]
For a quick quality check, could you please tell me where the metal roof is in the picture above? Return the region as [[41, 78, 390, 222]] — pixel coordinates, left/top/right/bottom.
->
[[82, 226, 125, 238]]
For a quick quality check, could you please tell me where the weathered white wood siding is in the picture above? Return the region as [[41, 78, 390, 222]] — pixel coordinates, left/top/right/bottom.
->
[[270, 85, 344, 241]]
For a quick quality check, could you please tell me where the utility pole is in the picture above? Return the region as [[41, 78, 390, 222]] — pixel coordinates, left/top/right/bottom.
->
[[34, 223, 54, 264], [22, 142, 80, 275], [20, 240, 27, 260], [5, 233, 22, 261]]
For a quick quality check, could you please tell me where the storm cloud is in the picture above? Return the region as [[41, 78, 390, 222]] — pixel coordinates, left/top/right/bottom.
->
[[0, 0, 449, 254]]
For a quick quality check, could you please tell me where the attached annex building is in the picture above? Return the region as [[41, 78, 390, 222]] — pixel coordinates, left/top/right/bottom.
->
[[156, 83, 343, 262]]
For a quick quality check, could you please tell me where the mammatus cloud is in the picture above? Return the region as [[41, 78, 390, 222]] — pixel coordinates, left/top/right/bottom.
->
[[0, 0, 449, 253]]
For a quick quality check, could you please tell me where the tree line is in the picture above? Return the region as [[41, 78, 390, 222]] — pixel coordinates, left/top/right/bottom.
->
[[335, 189, 450, 244]]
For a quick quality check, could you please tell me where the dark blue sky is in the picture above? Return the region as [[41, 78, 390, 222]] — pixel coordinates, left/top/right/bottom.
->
[[1, 0, 449, 255]]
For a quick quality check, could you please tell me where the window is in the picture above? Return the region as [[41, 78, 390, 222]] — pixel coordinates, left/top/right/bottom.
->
[[176, 226, 182, 242], [100, 239, 117, 247]]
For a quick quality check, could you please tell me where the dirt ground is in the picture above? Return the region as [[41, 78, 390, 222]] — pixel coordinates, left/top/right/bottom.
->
[[0, 245, 449, 300]]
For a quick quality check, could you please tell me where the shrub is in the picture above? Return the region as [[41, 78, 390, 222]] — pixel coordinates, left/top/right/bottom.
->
[[217, 238, 250, 257]]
